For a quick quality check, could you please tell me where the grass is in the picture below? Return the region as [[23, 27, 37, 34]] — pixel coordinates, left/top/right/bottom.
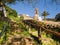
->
[[7, 15, 20, 22], [0, 14, 60, 45], [41, 31, 59, 45], [0, 21, 7, 31], [21, 31, 30, 36]]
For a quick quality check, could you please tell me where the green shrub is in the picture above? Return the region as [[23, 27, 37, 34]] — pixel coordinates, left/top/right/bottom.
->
[[5, 5, 17, 17]]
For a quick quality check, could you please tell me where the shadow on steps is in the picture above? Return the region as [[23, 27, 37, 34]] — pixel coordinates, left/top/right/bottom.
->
[[30, 33, 42, 44]]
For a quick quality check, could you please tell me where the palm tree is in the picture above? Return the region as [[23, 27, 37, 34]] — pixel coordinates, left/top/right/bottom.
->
[[42, 11, 49, 21]]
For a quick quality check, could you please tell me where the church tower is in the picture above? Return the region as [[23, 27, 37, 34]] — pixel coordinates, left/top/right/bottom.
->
[[33, 8, 39, 20]]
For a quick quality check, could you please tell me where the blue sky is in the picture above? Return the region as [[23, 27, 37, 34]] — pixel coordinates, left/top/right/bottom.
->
[[8, 0, 60, 18]]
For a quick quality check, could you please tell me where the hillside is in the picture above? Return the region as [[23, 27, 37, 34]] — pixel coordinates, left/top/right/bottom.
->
[[0, 6, 60, 45]]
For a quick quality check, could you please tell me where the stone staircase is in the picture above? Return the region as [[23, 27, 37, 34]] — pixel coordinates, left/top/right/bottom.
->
[[1, 18, 36, 45]]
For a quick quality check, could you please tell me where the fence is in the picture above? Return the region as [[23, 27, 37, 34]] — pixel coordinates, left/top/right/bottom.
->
[[23, 20, 60, 43]]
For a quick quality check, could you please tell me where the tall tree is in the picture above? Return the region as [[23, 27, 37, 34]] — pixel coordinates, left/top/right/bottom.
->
[[0, 0, 22, 17], [42, 11, 49, 21], [52, 0, 60, 5], [0, 0, 38, 17], [0, 0, 60, 17], [55, 13, 60, 21]]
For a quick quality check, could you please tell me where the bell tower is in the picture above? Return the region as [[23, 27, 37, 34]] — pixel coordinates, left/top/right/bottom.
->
[[35, 8, 38, 15], [33, 8, 39, 20]]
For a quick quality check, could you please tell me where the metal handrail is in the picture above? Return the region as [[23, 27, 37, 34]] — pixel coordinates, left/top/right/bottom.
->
[[0, 21, 8, 37], [23, 20, 60, 37]]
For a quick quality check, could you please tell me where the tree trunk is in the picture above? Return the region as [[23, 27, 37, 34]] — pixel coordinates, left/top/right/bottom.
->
[[2, 5, 7, 17], [0, 2, 6, 17], [44, 16, 46, 21]]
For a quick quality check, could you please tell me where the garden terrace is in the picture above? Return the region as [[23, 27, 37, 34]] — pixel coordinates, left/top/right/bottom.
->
[[23, 20, 60, 38]]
